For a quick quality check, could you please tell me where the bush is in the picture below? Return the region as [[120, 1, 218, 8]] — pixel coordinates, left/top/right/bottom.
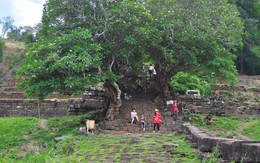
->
[[172, 72, 211, 96]]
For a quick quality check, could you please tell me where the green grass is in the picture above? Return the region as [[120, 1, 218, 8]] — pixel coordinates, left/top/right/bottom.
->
[[0, 116, 202, 162], [1, 114, 258, 162], [188, 114, 260, 140], [0, 117, 38, 149], [242, 120, 260, 140]]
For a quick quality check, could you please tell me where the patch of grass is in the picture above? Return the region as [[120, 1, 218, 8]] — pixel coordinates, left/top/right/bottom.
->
[[0, 117, 38, 149], [242, 120, 260, 140], [0, 116, 203, 162]]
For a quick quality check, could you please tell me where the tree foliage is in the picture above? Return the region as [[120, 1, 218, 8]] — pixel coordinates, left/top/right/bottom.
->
[[231, 0, 260, 74], [17, 0, 244, 101], [0, 16, 14, 37], [18, 0, 149, 101], [139, 0, 243, 97], [17, 28, 104, 100]]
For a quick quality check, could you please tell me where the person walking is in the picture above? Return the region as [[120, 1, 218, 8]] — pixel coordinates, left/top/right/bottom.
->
[[171, 100, 179, 121], [153, 109, 162, 132]]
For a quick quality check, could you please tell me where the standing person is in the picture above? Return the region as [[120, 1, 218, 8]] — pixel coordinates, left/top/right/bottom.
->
[[148, 65, 154, 77], [153, 109, 162, 132], [131, 109, 139, 124], [153, 68, 157, 76], [171, 100, 179, 121], [140, 113, 147, 132], [141, 64, 146, 73]]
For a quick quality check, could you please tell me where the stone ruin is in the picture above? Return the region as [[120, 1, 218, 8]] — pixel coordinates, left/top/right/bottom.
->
[[68, 88, 109, 116], [177, 84, 260, 117], [0, 79, 112, 118], [182, 123, 260, 163]]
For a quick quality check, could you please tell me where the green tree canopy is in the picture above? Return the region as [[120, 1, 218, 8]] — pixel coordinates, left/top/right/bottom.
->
[[137, 0, 244, 96], [17, 28, 104, 100], [231, 0, 260, 74], [17, 0, 244, 117]]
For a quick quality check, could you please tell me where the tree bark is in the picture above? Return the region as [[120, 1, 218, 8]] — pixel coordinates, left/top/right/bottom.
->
[[239, 50, 244, 74], [104, 81, 122, 121]]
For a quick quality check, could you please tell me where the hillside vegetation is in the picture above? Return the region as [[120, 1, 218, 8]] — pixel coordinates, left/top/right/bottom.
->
[[0, 41, 25, 83]]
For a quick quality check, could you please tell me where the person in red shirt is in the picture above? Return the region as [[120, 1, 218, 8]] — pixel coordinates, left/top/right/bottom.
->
[[171, 100, 179, 121], [153, 109, 162, 132]]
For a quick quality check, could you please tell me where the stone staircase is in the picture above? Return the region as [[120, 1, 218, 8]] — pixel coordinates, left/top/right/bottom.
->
[[101, 91, 181, 133]]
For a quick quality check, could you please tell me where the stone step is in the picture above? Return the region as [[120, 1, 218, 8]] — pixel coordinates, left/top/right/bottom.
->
[[0, 92, 26, 99], [1, 87, 24, 92]]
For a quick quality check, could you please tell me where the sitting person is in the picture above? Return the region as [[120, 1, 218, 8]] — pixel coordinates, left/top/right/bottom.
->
[[131, 109, 139, 124], [204, 114, 213, 125], [140, 113, 147, 132]]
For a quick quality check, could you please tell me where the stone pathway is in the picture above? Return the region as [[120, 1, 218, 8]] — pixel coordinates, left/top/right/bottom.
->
[[83, 131, 199, 162]]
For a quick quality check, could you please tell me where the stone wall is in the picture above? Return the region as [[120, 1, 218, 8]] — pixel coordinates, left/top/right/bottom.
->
[[237, 75, 260, 86], [177, 83, 260, 116], [182, 123, 260, 163], [0, 79, 110, 117], [0, 99, 69, 118], [0, 79, 80, 117]]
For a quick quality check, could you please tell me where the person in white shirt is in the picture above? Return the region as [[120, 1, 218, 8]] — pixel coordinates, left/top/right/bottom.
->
[[148, 65, 154, 77], [131, 109, 139, 124]]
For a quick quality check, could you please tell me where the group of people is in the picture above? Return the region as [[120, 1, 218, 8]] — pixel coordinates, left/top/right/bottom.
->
[[130, 100, 213, 132], [141, 64, 157, 77], [130, 100, 179, 132], [131, 108, 162, 132]]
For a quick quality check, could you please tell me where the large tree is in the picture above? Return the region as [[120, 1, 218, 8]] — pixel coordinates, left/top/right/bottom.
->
[[17, 0, 244, 119], [17, 0, 149, 120], [139, 0, 244, 97]]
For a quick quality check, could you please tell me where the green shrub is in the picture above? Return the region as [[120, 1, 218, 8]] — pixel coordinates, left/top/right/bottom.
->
[[5, 52, 19, 69], [172, 72, 211, 96]]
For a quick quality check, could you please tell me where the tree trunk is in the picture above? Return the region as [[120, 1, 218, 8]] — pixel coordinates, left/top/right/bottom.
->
[[240, 50, 244, 74], [153, 67, 174, 108], [104, 81, 122, 121]]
